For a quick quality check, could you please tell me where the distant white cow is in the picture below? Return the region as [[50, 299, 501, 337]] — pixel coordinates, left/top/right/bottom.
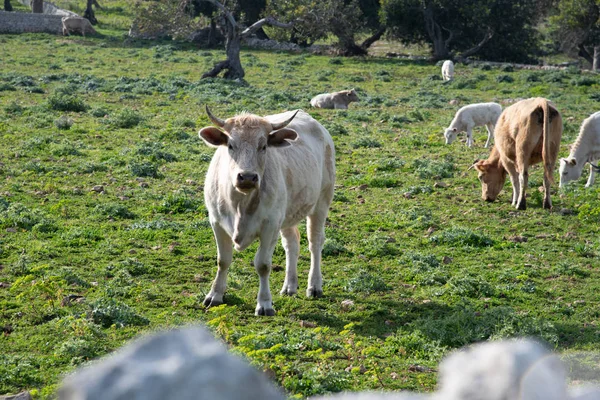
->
[[559, 111, 600, 188], [442, 60, 454, 81], [199, 107, 335, 316], [62, 16, 96, 37], [310, 89, 359, 109], [444, 102, 503, 148]]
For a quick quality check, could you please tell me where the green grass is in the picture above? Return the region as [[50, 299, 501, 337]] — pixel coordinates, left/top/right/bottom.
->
[[1, 2, 600, 399]]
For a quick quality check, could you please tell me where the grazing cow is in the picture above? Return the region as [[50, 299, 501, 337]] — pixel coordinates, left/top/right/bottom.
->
[[62, 16, 96, 37], [442, 60, 454, 81], [443, 102, 502, 148], [199, 107, 335, 316], [473, 97, 562, 210], [310, 89, 359, 109], [559, 111, 600, 188]]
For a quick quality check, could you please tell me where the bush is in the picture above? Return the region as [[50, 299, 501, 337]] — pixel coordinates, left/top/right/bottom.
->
[[88, 298, 149, 328], [351, 138, 381, 149], [94, 203, 135, 219], [129, 161, 160, 178], [107, 109, 143, 129], [412, 157, 455, 179], [430, 226, 494, 247], [54, 116, 73, 130], [346, 270, 391, 293], [47, 93, 87, 112], [157, 193, 202, 214], [496, 75, 514, 83]]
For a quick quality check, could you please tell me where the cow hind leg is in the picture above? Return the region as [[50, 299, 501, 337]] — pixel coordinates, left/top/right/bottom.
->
[[543, 165, 553, 209], [306, 201, 330, 298], [484, 123, 494, 148], [280, 226, 300, 296], [204, 224, 233, 308], [254, 232, 279, 316], [517, 169, 529, 210]]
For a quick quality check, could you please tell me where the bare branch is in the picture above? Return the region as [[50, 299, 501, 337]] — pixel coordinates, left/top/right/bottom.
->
[[241, 17, 293, 38], [458, 28, 494, 60], [199, 0, 237, 32], [360, 27, 386, 50], [442, 26, 454, 49]]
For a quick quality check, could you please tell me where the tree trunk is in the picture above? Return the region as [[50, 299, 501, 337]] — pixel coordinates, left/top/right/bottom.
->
[[92, 0, 102, 9], [84, 0, 98, 25], [223, 35, 244, 79], [578, 44, 593, 65], [593, 46, 600, 71], [4, 0, 12, 11], [31, 0, 43, 13], [360, 27, 386, 52], [423, 6, 451, 60]]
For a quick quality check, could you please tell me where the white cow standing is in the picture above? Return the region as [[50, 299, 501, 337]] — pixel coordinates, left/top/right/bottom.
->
[[442, 60, 454, 81], [443, 102, 503, 148], [560, 111, 600, 187], [199, 107, 335, 316]]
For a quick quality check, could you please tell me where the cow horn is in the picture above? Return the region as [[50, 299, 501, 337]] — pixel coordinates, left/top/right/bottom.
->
[[271, 110, 299, 131], [205, 105, 225, 127]]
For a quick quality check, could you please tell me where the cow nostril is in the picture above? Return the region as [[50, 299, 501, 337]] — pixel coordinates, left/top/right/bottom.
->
[[251, 174, 258, 182], [237, 173, 258, 183], [237, 173, 244, 182]]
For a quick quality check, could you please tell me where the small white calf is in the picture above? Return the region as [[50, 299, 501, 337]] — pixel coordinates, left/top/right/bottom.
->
[[441, 60, 454, 81], [199, 107, 335, 316], [444, 102, 502, 148], [559, 111, 600, 188], [310, 89, 359, 110], [62, 16, 96, 37]]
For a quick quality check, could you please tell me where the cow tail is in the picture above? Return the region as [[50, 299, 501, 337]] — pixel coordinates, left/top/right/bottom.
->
[[541, 98, 553, 184]]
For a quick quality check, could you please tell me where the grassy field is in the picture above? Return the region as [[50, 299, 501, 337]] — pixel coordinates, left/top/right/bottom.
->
[[1, 3, 600, 399]]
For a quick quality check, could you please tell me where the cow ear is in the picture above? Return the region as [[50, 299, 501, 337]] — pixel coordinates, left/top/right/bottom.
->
[[199, 127, 229, 147], [474, 160, 489, 173], [268, 128, 298, 148]]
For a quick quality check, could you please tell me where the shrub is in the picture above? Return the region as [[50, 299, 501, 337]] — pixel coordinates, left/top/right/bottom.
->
[[430, 226, 494, 247], [157, 193, 202, 214], [107, 108, 143, 129], [346, 270, 391, 293], [47, 93, 87, 112], [54, 116, 73, 130], [351, 138, 381, 149], [322, 238, 349, 257], [496, 75, 514, 83], [136, 142, 177, 162], [412, 157, 455, 179], [88, 298, 149, 328], [94, 203, 135, 219], [129, 161, 160, 178]]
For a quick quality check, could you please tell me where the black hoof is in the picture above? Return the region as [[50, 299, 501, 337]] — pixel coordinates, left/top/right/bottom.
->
[[203, 297, 223, 308], [256, 307, 276, 316], [307, 288, 323, 298]]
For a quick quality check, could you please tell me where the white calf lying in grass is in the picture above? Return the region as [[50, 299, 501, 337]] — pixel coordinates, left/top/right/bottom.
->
[[443, 102, 502, 147], [310, 89, 359, 109], [560, 111, 600, 188], [441, 60, 454, 81]]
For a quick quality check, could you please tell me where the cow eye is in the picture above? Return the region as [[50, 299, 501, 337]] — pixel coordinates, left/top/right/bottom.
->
[[260, 145, 267, 151]]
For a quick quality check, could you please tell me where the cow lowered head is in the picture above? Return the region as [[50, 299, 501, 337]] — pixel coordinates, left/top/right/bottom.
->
[[199, 106, 299, 193], [473, 156, 507, 202]]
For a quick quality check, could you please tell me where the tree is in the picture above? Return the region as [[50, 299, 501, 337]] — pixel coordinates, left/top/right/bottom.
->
[[381, 0, 539, 62], [551, 0, 600, 69], [200, 0, 293, 79], [265, 0, 385, 55], [4, 0, 13, 11], [31, 0, 43, 13], [84, 0, 98, 25]]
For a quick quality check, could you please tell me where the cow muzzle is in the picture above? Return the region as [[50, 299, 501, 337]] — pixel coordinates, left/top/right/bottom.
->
[[235, 172, 259, 192]]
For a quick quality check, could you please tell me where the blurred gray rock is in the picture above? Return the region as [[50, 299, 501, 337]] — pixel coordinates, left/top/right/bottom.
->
[[59, 326, 284, 400], [568, 386, 600, 400], [436, 339, 567, 400], [0, 392, 32, 400]]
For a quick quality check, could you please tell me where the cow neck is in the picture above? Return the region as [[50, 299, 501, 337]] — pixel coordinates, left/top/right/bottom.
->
[[488, 146, 504, 170]]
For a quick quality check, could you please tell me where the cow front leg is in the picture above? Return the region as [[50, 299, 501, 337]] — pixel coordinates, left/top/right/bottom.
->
[[466, 127, 474, 148], [484, 123, 494, 148], [280, 226, 300, 296], [306, 210, 327, 298], [204, 223, 233, 308], [586, 162, 597, 187], [254, 232, 279, 316]]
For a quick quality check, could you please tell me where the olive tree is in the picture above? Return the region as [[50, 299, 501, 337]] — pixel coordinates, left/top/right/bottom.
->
[[551, 0, 600, 69]]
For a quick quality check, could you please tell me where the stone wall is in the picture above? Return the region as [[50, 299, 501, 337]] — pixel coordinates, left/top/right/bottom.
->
[[0, 11, 64, 35]]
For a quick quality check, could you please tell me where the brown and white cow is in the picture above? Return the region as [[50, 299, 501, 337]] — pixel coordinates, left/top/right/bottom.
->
[[199, 107, 335, 316], [473, 97, 562, 210]]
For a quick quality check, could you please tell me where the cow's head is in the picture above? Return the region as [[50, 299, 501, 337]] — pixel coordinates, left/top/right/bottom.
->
[[199, 107, 299, 193], [444, 127, 458, 145], [473, 159, 507, 202], [346, 89, 359, 103], [559, 157, 582, 187]]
